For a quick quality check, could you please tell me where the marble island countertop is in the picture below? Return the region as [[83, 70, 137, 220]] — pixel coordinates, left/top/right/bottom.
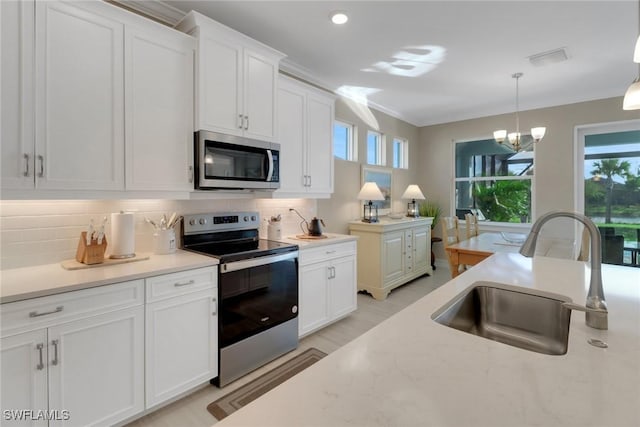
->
[[218, 253, 640, 427]]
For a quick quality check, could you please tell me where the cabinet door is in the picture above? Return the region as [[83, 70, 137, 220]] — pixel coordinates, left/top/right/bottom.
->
[[34, 1, 125, 190], [413, 227, 430, 273], [299, 262, 330, 336], [1, 330, 48, 427], [1, 0, 34, 190], [276, 81, 306, 193], [305, 92, 334, 194], [243, 49, 278, 142], [329, 255, 357, 319], [145, 289, 217, 408], [48, 307, 144, 427], [125, 26, 195, 191], [382, 231, 405, 284], [198, 33, 243, 136]]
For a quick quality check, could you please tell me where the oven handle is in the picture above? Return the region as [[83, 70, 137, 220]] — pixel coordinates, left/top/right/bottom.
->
[[221, 251, 298, 273]]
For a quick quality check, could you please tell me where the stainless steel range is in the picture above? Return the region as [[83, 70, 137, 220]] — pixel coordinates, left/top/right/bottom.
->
[[181, 212, 299, 387]]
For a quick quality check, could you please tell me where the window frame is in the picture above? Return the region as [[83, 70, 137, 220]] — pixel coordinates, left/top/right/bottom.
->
[[452, 137, 536, 226], [366, 130, 385, 166], [333, 119, 357, 162], [392, 137, 409, 169]]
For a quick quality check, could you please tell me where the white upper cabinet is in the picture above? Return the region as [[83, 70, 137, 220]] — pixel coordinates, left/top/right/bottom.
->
[[34, 0, 125, 191], [124, 26, 195, 191], [276, 75, 335, 197], [1, 0, 196, 196], [175, 11, 285, 141], [1, 0, 35, 190]]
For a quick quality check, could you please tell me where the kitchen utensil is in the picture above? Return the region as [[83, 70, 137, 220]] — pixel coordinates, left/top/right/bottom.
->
[[145, 217, 158, 230], [167, 212, 177, 229], [86, 220, 94, 245]]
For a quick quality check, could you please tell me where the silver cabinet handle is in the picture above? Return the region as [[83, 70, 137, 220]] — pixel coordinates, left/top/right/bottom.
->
[[238, 114, 244, 129], [188, 165, 194, 183], [51, 340, 59, 366], [174, 279, 195, 287], [308, 175, 312, 187], [23, 154, 30, 177], [244, 115, 249, 130], [327, 266, 332, 280], [29, 306, 63, 318], [212, 297, 217, 316], [36, 343, 44, 370], [37, 155, 44, 178], [325, 250, 336, 255]]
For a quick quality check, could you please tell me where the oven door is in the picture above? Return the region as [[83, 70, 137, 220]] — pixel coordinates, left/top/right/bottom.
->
[[196, 130, 280, 190], [219, 251, 298, 348]]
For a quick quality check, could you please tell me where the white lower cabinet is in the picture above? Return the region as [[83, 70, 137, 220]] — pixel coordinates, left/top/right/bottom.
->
[[0, 280, 145, 427], [144, 268, 218, 408], [298, 242, 357, 337]]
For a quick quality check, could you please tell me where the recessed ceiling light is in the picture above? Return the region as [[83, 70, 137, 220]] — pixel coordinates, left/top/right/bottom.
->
[[330, 11, 348, 25]]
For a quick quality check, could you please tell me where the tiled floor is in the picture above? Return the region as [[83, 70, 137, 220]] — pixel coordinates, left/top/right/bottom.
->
[[125, 266, 451, 427]]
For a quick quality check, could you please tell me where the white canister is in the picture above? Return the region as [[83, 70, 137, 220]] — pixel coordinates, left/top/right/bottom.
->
[[153, 228, 176, 255], [267, 222, 282, 241]]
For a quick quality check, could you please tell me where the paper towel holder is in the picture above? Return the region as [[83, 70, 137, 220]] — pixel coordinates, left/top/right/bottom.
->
[[109, 211, 136, 259]]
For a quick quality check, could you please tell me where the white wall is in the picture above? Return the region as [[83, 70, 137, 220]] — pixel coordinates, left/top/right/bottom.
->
[[0, 198, 316, 269]]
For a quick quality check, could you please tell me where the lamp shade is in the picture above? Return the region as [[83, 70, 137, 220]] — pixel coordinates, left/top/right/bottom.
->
[[357, 182, 385, 201], [493, 130, 507, 143], [623, 77, 640, 110], [401, 185, 425, 200], [634, 35, 640, 63], [531, 127, 546, 142]]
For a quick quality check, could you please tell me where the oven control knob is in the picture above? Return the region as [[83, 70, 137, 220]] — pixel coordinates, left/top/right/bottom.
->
[[189, 219, 196, 226], [251, 215, 257, 221], [243, 216, 249, 222], [199, 218, 207, 225], [292, 305, 298, 314]]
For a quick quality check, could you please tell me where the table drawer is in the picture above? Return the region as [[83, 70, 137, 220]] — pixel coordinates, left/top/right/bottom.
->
[[299, 241, 356, 266], [1, 280, 144, 337], [145, 267, 217, 303]]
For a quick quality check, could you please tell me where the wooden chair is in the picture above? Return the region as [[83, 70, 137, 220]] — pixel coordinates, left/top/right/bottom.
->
[[441, 216, 462, 276], [465, 213, 479, 239]]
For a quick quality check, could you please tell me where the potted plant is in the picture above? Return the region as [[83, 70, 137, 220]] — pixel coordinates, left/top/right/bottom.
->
[[419, 200, 441, 230]]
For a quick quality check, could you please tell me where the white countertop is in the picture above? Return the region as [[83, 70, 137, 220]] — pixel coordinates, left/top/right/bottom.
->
[[217, 253, 640, 426], [0, 250, 218, 304], [277, 233, 357, 249]]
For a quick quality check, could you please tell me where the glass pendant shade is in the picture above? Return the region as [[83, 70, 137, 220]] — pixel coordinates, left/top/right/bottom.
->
[[493, 130, 507, 143], [623, 77, 640, 110], [507, 132, 521, 145], [531, 127, 546, 142], [634, 35, 640, 63]]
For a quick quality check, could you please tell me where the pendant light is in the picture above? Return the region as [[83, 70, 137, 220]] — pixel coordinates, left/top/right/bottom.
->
[[623, 1, 640, 110], [494, 73, 546, 151]]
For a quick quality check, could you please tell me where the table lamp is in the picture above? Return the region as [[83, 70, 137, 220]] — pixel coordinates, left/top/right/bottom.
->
[[401, 184, 425, 217], [357, 182, 385, 223]]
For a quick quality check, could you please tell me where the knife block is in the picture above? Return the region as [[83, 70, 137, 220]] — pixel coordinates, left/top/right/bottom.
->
[[75, 232, 107, 265]]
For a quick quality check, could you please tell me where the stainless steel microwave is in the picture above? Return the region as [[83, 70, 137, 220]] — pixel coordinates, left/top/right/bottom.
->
[[195, 130, 280, 191]]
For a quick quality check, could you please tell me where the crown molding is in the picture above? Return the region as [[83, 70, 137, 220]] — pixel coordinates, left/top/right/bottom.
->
[[109, 0, 186, 26]]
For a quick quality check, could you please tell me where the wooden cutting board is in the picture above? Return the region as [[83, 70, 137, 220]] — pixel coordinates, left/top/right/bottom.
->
[[295, 234, 329, 240], [61, 253, 150, 270]]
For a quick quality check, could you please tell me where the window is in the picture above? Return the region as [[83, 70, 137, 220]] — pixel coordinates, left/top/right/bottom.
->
[[333, 120, 356, 161], [454, 137, 534, 223], [582, 129, 640, 266], [367, 130, 384, 165], [392, 137, 408, 169]]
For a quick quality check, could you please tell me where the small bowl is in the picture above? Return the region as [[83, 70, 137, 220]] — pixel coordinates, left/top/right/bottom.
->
[[500, 232, 527, 244]]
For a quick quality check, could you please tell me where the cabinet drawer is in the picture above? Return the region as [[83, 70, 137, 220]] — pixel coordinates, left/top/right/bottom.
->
[[1, 280, 144, 337], [145, 267, 217, 303], [299, 241, 356, 266]]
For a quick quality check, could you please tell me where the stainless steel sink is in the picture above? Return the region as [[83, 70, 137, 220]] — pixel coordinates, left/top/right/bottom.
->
[[432, 282, 572, 355]]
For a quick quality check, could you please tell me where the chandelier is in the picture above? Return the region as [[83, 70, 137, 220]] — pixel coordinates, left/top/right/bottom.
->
[[494, 72, 546, 152], [623, 0, 640, 110]]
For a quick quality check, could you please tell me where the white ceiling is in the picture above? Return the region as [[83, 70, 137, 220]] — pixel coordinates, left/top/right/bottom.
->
[[162, 0, 640, 126]]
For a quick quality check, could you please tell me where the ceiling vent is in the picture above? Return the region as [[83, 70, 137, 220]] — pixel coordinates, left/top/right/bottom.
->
[[528, 48, 569, 67]]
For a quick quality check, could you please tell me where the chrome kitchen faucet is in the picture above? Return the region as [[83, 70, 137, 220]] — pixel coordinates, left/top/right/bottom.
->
[[520, 211, 608, 330]]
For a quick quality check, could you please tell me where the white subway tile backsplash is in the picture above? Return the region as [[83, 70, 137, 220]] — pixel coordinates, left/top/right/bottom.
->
[[0, 198, 317, 269]]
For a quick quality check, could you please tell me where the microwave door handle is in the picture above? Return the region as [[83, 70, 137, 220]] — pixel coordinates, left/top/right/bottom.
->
[[266, 150, 274, 181]]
